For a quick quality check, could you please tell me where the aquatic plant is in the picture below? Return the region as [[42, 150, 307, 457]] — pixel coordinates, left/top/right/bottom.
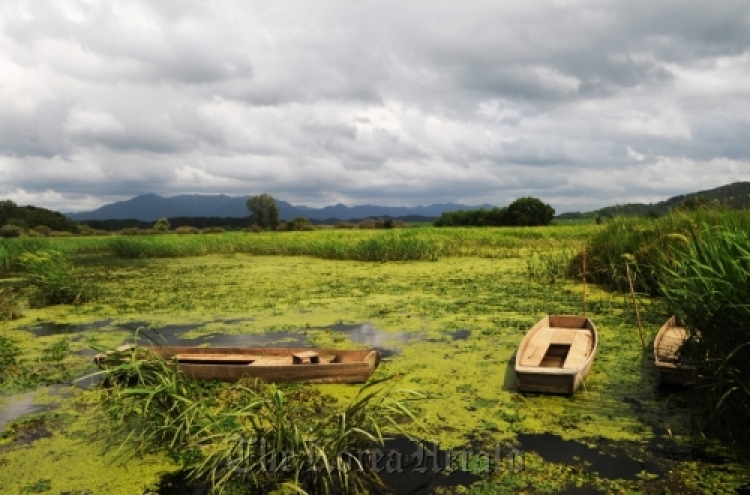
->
[[0, 335, 22, 382], [193, 378, 418, 494], [17, 250, 96, 307], [525, 249, 576, 284], [0, 237, 53, 275], [573, 210, 750, 294], [656, 220, 750, 443], [0, 287, 23, 320]]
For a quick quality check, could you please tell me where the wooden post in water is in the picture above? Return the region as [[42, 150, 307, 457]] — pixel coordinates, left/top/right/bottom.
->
[[582, 244, 587, 316], [625, 262, 646, 349]]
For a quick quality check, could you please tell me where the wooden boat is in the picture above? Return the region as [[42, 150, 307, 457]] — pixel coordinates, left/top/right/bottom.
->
[[654, 316, 694, 386], [515, 315, 598, 394], [95, 346, 380, 384]]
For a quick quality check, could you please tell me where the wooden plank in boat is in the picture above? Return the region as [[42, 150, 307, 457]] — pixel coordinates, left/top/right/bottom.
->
[[520, 326, 556, 367], [563, 331, 591, 369], [174, 354, 259, 362], [293, 351, 320, 364], [550, 328, 577, 345]]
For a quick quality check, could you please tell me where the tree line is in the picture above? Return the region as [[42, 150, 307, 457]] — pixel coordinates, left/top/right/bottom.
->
[[434, 197, 555, 227], [0, 200, 78, 235]]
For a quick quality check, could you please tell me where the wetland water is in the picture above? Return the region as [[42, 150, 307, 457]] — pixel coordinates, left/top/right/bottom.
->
[[24, 319, 426, 355], [1, 253, 748, 493]]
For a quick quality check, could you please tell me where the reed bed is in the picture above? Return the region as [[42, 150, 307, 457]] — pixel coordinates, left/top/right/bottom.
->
[[2, 225, 594, 264], [656, 221, 750, 443], [574, 210, 750, 294], [101, 226, 592, 262]]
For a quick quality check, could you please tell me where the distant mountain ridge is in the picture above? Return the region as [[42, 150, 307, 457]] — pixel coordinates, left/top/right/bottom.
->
[[558, 181, 750, 219], [66, 193, 493, 222], [65, 181, 750, 223]]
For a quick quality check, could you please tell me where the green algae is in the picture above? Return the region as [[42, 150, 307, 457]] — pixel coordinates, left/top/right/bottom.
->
[[0, 250, 748, 493]]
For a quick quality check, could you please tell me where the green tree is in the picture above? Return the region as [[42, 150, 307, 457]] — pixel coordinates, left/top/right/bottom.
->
[[153, 217, 171, 231], [505, 197, 555, 226], [246, 193, 280, 230]]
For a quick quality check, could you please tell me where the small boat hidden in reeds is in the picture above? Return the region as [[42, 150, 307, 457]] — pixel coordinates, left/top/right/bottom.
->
[[95, 346, 380, 384], [515, 315, 598, 394], [654, 316, 695, 386]]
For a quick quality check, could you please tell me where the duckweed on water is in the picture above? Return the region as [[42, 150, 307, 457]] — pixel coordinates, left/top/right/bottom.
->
[[0, 229, 748, 493]]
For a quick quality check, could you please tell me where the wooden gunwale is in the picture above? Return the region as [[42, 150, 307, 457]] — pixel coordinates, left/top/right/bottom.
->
[[95, 346, 380, 384]]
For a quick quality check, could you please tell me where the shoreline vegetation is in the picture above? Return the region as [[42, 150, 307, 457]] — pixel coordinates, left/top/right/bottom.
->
[[1, 210, 749, 493]]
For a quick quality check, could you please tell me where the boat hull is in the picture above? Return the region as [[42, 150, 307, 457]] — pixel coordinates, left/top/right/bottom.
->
[[654, 316, 694, 386], [96, 346, 380, 384], [515, 315, 598, 394]]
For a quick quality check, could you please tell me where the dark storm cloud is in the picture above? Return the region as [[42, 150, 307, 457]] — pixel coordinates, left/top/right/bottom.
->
[[0, 100, 70, 158]]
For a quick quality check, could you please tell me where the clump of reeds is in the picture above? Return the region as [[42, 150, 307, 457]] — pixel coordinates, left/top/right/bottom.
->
[[573, 210, 750, 294], [107, 237, 188, 258], [0, 237, 53, 275], [0, 335, 22, 385], [17, 250, 96, 306], [97, 345, 419, 494], [656, 220, 750, 443], [525, 249, 576, 283], [0, 287, 23, 321]]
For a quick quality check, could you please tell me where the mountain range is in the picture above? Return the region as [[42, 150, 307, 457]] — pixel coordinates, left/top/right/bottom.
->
[[66, 181, 750, 222], [558, 181, 750, 219], [66, 194, 493, 222]]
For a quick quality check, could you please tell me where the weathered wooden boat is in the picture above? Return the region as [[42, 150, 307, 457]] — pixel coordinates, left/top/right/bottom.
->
[[95, 346, 380, 384], [515, 315, 598, 394], [654, 316, 695, 386]]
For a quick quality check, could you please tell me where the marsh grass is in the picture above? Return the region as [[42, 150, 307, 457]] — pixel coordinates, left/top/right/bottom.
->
[[0, 335, 22, 384], [656, 221, 750, 443], [92, 227, 593, 262], [576, 210, 750, 294], [0, 237, 53, 275], [98, 345, 420, 494], [17, 250, 96, 307], [525, 249, 576, 283], [0, 287, 23, 320]]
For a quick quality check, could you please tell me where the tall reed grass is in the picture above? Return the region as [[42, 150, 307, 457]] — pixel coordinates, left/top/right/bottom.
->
[[3, 225, 594, 264], [0, 237, 53, 275], [655, 220, 750, 443], [98, 227, 591, 262], [17, 250, 96, 306], [574, 210, 750, 294]]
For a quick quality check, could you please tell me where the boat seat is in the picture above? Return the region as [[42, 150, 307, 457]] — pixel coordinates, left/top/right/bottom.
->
[[563, 331, 592, 369], [549, 328, 577, 345], [519, 326, 556, 367], [293, 351, 320, 364]]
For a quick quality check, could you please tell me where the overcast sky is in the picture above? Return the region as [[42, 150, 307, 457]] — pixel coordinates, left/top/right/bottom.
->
[[1, 1, 749, 213]]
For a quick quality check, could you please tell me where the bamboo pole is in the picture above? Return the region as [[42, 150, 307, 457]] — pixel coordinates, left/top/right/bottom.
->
[[582, 244, 587, 316], [625, 262, 646, 349]]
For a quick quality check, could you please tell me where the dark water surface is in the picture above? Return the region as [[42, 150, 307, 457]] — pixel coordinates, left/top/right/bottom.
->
[[25, 319, 430, 357]]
